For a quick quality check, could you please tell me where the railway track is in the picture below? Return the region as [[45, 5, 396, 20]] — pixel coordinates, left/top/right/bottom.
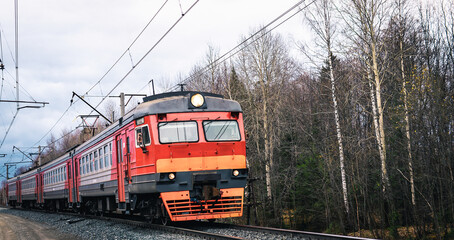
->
[[203, 222, 379, 240], [5, 207, 377, 239]]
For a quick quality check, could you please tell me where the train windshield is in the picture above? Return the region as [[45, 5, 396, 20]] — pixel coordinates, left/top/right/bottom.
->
[[158, 121, 198, 144], [203, 120, 241, 141]]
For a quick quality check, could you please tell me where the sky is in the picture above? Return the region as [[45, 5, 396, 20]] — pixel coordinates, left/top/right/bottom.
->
[[0, 0, 311, 180]]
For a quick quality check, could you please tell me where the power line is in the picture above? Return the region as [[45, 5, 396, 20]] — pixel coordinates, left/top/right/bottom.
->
[[92, 0, 200, 111], [0, 110, 19, 149], [172, 0, 316, 90], [27, 1, 171, 150], [84, 0, 169, 96], [0, 24, 16, 66], [0, 27, 5, 101]]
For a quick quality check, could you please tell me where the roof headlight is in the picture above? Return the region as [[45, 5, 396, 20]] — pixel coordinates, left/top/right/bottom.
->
[[191, 93, 204, 108]]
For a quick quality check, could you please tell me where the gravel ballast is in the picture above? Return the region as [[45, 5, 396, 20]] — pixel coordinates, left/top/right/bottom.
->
[[0, 208, 199, 240]]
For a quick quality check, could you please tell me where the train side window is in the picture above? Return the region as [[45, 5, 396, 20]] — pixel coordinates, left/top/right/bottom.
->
[[89, 153, 93, 173], [103, 145, 108, 167], [99, 148, 104, 169], [109, 143, 112, 166], [82, 157, 85, 175], [84, 156, 88, 174], [94, 151, 98, 171], [135, 125, 151, 147]]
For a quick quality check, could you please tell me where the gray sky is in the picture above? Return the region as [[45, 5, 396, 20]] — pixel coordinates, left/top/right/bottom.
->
[[0, 0, 310, 180]]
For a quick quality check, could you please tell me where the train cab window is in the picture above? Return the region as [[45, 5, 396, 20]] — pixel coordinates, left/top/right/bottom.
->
[[158, 121, 198, 144], [203, 120, 241, 142], [135, 125, 151, 147]]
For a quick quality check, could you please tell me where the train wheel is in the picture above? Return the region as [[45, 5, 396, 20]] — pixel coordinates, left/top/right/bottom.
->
[[160, 202, 170, 226]]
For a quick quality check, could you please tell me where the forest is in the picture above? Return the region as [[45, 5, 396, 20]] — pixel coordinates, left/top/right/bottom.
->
[[1, 0, 453, 238], [184, 0, 454, 238]]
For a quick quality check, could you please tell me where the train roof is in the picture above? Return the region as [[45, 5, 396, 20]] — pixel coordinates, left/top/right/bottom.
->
[[134, 91, 242, 119]]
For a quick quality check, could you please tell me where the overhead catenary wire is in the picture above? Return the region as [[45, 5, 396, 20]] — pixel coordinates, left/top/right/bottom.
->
[[171, 0, 316, 91], [17, 0, 199, 167], [2, 67, 37, 102], [83, 0, 169, 96], [27, 0, 172, 151], [91, 0, 200, 112], [0, 110, 19, 149], [0, 24, 16, 66]]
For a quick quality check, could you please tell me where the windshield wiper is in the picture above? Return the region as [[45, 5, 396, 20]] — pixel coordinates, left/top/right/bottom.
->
[[158, 118, 178, 127]]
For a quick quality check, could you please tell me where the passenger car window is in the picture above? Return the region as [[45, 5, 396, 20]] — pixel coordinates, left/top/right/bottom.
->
[[203, 120, 241, 141], [158, 121, 198, 144]]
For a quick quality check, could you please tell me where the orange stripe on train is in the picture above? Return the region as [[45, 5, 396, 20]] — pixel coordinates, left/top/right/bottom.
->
[[156, 155, 246, 172]]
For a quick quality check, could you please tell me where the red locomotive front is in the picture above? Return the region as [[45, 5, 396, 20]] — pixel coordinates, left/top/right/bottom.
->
[[129, 91, 248, 222]]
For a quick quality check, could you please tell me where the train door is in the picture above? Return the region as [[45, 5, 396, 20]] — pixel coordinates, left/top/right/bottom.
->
[[72, 156, 79, 204], [115, 133, 126, 209], [125, 129, 134, 184], [67, 161, 72, 203], [116, 127, 133, 210], [38, 173, 43, 204], [35, 175, 39, 203], [16, 180, 21, 204]]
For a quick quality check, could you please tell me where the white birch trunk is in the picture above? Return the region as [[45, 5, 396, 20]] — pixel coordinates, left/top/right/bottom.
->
[[370, 42, 390, 194], [401, 50, 415, 206], [367, 63, 388, 194], [398, 2, 415, 205], [328, 52, 350, 214]]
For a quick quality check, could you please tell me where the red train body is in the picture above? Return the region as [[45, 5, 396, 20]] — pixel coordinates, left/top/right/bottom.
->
[[6, 91, 248, 222]]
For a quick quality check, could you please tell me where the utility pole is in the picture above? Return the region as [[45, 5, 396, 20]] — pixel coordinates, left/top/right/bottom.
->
[[28, 146, 45, 166], [120, 92, 125, 117], [6, 164, 12, 179], [0, 154, 6, 179], [109, 93, 146, 118], [149, 79, 155, 95], [15, 0, 19, 110]]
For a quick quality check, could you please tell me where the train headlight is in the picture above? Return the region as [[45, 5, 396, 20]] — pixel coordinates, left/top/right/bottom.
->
[[232, 170, 240, 177], [168, 173, 176, 180], [191, 93, 204, 108]]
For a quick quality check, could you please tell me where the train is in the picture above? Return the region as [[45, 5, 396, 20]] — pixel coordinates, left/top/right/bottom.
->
[[6, 91, 248, 223]]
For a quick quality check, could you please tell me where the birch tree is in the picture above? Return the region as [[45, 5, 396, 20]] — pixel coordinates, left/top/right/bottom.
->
[[396, 0, 416, 207], [341, 0, 391, 195], [305, 0, 349, 214], [236, 29, 292, 202]]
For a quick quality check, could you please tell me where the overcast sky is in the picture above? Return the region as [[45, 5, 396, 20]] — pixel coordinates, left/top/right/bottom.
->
[[0, 0, 311, 180]]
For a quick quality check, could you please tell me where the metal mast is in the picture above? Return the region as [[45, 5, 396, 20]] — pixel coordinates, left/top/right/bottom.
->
[[15, 0, 19, 109]]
